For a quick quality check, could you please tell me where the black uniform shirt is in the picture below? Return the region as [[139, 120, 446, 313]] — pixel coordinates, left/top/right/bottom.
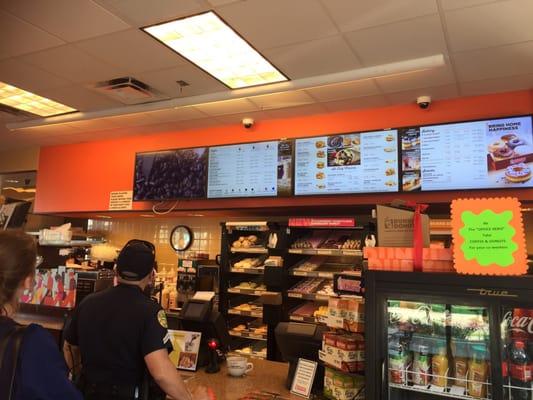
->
[[65, 284, 172, 385]]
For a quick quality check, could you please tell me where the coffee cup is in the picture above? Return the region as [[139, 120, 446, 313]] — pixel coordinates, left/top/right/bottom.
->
[[227, 356, 253, 377]]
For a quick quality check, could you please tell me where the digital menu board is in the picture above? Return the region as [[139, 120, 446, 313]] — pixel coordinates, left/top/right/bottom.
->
[[207, 140, 293, 198], [133, 147, 208, 200], [294, 130, 399, 195], [400, 116, 533, 191]]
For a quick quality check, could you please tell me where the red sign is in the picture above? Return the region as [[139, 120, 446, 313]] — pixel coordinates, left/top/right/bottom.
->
[[288, 218, 355, 227]]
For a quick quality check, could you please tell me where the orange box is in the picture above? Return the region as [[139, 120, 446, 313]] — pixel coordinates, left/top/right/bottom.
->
[[364, 247, 454, 273]]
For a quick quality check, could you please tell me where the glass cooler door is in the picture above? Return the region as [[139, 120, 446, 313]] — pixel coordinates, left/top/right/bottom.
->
[[501, 306, 533, 400], [386, 299, 492, 400]]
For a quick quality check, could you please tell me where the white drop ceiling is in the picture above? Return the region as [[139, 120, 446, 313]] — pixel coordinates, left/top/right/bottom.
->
[[0, 0, 532, 151]]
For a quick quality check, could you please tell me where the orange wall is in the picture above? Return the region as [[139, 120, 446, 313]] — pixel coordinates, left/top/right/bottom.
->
[[35, 90, 533, 214]]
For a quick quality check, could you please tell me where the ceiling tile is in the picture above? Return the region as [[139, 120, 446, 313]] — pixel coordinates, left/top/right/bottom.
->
[[94, 0, 210, 27], [193, 98, 259, 116], [321, 95, 389, 113], [375, 66, 455, 93], [207, 0, 242, 5], [214, 110, 271, 126], [218, 0, 339, 49], [305, 79, 381, 102], [0, 0, 129, 42], [147, 107, 208, 123], [65, 118, 126, 132], [172, 117, 223, 130], [445, 0, 533, 52], [385, 84, 459, 105], [344, 15, 447, 66], [263, 35, 361, 80], [263, 103, 328, 119], [248, 91, 315, 110], [137, 64, 227, 97], [0, 58, 71, 91], [75, 29, 186, 74], [453, 41, 533, 82], [440, 0, 502, 11], [20, 44, 128, 84], [322, 0, 438, 32], [459, 73, 533, 96], [0, 10, 64, 59], [38, 85, 122, 111]]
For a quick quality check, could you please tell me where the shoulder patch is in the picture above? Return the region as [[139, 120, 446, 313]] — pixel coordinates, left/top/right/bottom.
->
[[157, 310, 168, 328]]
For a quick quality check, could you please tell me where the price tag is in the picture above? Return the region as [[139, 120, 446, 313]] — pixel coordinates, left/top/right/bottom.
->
[[293, 271, 306, 276], [317, 249, 332, 255], [290, 358, 318, 398], [291, 249, 303, 254], [290, 293, 303, 298], [318, 272, 332, 278], [291, 315, 304, 321]]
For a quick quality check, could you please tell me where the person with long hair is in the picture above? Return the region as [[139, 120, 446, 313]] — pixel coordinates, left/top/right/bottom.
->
[[0, 230, 82, 399]]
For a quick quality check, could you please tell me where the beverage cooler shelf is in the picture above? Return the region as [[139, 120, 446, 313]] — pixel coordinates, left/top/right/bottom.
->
[[389, 382, 491, 400]]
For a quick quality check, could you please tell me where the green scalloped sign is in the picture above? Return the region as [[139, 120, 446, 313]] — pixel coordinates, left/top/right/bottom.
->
[[459, 210, 517, 267]]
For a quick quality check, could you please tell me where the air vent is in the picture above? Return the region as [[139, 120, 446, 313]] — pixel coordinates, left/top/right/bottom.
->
[[92, 77, 166, 105]]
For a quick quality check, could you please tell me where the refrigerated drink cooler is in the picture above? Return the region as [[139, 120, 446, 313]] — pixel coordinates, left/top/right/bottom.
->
[[365, 271, 533, 400]]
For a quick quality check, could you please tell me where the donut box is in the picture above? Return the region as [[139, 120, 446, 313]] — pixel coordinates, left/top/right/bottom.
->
[[364, 247, 454, 273], [487, 149, 533, 171]]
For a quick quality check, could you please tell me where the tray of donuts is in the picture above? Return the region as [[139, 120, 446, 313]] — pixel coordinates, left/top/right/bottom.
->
[[487, 133, 533, 170]]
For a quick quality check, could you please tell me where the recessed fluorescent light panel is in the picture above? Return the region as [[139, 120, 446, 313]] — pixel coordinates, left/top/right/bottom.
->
[[0, 82, 76, 117], [143, 11, 288, 89]]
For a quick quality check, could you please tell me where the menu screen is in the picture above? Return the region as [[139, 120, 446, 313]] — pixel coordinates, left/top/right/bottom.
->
[[400, 116, 533, 191], [133, 147, 208, 200], [294, 130, 399, 195], [207, 140, 293, 198]]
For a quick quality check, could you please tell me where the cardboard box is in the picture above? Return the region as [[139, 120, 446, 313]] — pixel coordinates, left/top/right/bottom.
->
[[376, 204, 429, 247], [364, 247, 454, 273]]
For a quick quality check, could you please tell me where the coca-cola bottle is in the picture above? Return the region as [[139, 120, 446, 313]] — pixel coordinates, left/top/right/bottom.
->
[[503, 343, 510, 400], [509, 340, 532, 400]]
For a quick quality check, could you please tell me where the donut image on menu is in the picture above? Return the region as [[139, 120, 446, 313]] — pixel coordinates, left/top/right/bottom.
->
[[505, 163, 532, 183]]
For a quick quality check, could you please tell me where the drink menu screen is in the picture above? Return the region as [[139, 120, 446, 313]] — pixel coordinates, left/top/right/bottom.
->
[[294, 130, 399, 195], [207, 140, 293, 198], [400, 116, 533, 191]]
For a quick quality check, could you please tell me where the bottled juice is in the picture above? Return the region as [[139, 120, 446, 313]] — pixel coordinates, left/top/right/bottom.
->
[[431, 340, 449, 387], [453, 341, 469, 388], [468, 345, 489, 399], [413, 345, 431, 386]]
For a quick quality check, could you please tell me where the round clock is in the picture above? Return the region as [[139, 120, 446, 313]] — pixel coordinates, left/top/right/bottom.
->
[[170, 225, 193, 252]]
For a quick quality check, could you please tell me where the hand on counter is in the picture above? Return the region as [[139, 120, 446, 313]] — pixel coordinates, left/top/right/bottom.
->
[[190, 385, 216, 400]]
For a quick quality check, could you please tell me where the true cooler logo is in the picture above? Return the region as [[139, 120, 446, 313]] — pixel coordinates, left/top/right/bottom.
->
[[504, 311, 533, 335]]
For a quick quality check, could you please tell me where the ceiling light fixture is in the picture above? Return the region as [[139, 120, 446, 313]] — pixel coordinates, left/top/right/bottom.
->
[[143, 11, 288, 89], [0, 82, 76, 117]]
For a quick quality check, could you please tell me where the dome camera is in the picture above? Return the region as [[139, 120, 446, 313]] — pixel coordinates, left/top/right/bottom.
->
[[416, 96, 432, 110], [242, 118, 254, 129]]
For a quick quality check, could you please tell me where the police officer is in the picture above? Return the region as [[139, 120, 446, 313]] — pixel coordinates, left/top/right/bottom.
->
[[63, 239, 209, 400]]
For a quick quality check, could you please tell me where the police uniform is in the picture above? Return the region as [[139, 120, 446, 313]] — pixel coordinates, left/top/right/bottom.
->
[[65, 240, 172, 400]]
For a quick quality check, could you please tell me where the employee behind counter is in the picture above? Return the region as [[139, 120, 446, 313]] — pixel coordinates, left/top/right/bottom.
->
[[64, 239, 211, 400]]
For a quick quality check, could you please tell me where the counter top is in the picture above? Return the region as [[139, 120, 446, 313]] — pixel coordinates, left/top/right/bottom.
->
[[182, 358, 305, 400], [14, 312, 65, 331]]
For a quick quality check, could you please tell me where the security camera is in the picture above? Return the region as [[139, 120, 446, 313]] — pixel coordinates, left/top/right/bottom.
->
[[242, 118, 254, 129], [416, 96, 432, 110]]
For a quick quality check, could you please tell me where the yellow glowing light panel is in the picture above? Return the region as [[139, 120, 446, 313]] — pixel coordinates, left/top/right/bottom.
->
[[0, 82, 76, 117], [144, 11, 287, 89]]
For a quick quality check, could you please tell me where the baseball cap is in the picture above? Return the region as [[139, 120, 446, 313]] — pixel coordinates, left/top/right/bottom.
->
[[116, 239, 156, 281]]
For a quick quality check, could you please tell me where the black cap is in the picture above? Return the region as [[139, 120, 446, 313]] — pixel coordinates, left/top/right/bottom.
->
[[116, 239, 155, 281]]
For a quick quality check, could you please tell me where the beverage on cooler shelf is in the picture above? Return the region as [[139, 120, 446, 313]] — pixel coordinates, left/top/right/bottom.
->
[[452, 341, 469, 388], [509, 340, 532, 400], [389, 336, 410, 385], [468, 345, 489, 399], [412, 344, 431, 386], [503, 343, 511, 400], [507, 308, 533, 342], [431, 339, 448, 387]]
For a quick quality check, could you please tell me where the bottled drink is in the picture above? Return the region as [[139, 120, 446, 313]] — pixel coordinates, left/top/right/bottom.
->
[[510, 340, 532, 400], [389, 338, 408, 384], [503, 343, 511, 400], [413, 344, 431, 386], [452, 341, 469, 388], [468, 345, 489, 399], [431, 340, 449, 387]]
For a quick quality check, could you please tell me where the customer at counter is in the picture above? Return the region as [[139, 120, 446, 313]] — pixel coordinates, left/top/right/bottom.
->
[[63, 239, 210, 400], [0, 231, 82, 400]]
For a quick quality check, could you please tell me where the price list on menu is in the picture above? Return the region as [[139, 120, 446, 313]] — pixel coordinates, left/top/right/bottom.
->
[[420, 123, 487, 190], [207, 141, 278, 198], [294, 130, 398, 195]]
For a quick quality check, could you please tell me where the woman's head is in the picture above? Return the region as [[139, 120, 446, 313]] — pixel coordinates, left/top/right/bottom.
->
[[0, 230, 37, 314]]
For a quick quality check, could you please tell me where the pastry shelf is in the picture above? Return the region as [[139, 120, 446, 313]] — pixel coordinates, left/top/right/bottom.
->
[[228, 308, 263, 318], [234, 349, 267, 359], [287, 291, 331, 301], [289, 314, 326, 324], [230, 267, 264, 274], [290, 268, 361, 279], [228, 287, 267, 296], [288, 248, 362, 256], [229, 330, 267, 341], [231, 247, 269, 254]]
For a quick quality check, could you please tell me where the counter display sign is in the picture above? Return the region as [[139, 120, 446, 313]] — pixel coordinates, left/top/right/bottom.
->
[[133, 147, 208, 200], [207, 140, 293, 198], [451, 197, 527, 275], [401, 116, 533, 192], [294, 130, 399, 195]]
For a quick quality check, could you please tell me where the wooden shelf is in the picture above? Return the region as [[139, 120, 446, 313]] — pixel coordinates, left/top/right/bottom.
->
[[228, 287, 266, 296], [288, 248, 362, 256], [229, 330, 267, 341], [230, 267, 264, 274], [231, 247, 269, 254], [228, 309, 263, 318], [287, 291, 331, 301]]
